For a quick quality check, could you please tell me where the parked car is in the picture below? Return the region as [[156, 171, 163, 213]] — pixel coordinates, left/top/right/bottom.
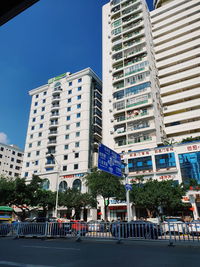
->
[[111, 220, 160, 239], [187, 220, 200, 236], [162, 217, 185, 234]]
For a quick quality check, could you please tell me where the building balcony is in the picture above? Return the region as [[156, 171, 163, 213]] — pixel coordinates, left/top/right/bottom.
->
[[114, 110, 153, 125], [52, 96, 60, 101], [123, 28, 144, 42], [51, 104, 60, 109], [46, 150, 56, 155], [48, 130, 58, 137], [127, 123, 155, 135], [45, 162, 55, 167], [127, 135, 152, 145], [50, 113, 59, 119], [47, 140, 57, 145]]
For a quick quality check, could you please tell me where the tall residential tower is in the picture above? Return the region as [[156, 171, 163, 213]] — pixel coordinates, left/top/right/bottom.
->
[[151, 0, 200, 142], [102, 0, 165, 154]]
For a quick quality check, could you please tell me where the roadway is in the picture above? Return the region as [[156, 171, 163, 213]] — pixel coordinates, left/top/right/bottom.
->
[[0, 237, 200, 266]]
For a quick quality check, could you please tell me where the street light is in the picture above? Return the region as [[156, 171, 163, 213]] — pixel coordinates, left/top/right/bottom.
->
[[123, 157, 131, 222], [49, 154, 60, 218]]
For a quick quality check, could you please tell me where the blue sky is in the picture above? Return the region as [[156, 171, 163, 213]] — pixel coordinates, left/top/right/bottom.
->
[[0, 0, 153, 149]]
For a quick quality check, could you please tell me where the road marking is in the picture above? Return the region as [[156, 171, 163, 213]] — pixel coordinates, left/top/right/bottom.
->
[[23, 245, 80, 251], [0, 261, 53, 267]]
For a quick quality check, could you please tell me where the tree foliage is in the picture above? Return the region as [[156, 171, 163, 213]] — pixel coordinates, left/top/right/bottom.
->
[[84, 169, 125, 220], [130, 179, 186, 217], [59, 188, 97, 220]]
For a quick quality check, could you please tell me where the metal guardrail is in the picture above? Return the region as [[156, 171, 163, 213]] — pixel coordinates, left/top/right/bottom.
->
[[1, 221, 200, 244]]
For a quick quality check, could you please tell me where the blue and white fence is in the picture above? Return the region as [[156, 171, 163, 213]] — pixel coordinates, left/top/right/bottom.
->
[[1, 221, 200, 243]]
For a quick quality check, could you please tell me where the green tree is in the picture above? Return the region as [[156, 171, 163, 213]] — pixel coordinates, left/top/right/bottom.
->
[[34, 189, 56, 217], [130, 179, 186, 218], [84, 169, 125, 220], [59, 188, 97, 220], [0, 176, 15, 205]]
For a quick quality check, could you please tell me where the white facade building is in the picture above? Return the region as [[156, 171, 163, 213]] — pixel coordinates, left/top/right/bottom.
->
[[0, 143, 24, 178], [102, 0, 165, 154], [151, 0, 200, 142], [22, 68, 102, 218]]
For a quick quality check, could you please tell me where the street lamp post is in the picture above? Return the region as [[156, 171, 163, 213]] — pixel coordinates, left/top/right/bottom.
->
[[50, 154, 60, 218], [124, 157, 131, 222]]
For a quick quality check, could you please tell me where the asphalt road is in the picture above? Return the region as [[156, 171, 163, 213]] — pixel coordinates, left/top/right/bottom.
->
[[0, 238, 200, 267]]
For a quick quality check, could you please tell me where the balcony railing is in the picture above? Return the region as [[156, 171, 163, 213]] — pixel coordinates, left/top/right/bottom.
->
[[115, 112, 149, 122]]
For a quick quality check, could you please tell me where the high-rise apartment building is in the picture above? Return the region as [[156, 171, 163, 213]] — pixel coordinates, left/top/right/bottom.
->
[[151, 0, 200, 142], [0, 143, 24, 178], [102, 0, 165, 154], [22, 68, 102, 198]]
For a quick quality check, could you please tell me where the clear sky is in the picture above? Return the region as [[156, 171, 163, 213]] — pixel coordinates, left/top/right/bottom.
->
[[0, 0, 153, 150]]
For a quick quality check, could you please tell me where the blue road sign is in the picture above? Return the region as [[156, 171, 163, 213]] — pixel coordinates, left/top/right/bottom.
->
[[125, 184, 132, 191], [98, 143, 122, 177]]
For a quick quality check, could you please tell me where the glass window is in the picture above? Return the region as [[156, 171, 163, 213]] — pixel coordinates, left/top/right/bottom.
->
[[128, 156, 153, 172], [68, 90, 72, 94], [59, 181, 68, 192], [38, 132, 42, 137], [68, 98, 71, 103], [34, 102, 38, 106], [69, 81, 72, 86], [29, 143, 32, 148], [25, 172, 28, 177], [41, 115, 44, 120], [155, 153, 176, 170], [65, 134, 69, 139], [76, 132, 80, 137], [67, 107, 71, 112], [36, 151, 40, 156], [76, 122, 80, 127], [35, 94, 39, 98], [78, 78, 82, 83], [42, 179, 50, 190], [63, 166, 67, 171], [64, 155, 68, 160], [43, 99, 46, 103], [72, 179, 81, 190], [27, 153, 31, 157], [179, 152, 200, 184], [74, 164, 78, 170], [42, 107, 45, 112], [77, 95, 81, 100], [43, 91, 47, 95], [31, 126, 35, 131], [46, 156, 55, 165], [30, 134, 33, 139], [35, 160, 39, 165], [32, 118, 36, 122], [65, 144, 69, 149], [40, 124, 43, 128], [77, 104, 81, 109], [75, 142, 80, 148], [75, 153, 79, 158], [37, 141, 41, 146], [78, 87, 82, 91], [67, 116, 70, 121], [26, 162, 29, 167], [66, 125, 70, 130], [77, 113, 81, 118]]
